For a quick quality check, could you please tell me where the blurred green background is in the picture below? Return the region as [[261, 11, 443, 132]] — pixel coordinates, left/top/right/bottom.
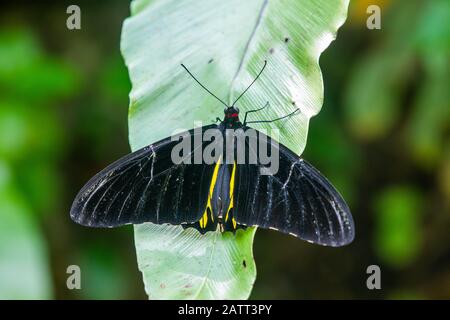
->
[[0, 0, 448, 299]]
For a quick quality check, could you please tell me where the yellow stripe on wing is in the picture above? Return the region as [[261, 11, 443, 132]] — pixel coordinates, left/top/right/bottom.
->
[[225, 162, 236, 229], [199, 158, 221, 229]]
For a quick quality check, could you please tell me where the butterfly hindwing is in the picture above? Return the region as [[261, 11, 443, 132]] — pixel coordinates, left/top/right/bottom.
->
[[70, 125, 217, 227], [233, 128, 354, 246]]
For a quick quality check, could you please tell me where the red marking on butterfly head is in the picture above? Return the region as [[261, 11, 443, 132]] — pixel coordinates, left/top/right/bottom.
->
[[223, 107, 241, 128], [223, 107, 240, 125]]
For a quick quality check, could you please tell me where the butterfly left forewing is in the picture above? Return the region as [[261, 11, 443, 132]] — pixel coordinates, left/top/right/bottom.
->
[[70, 125, 216, 228]]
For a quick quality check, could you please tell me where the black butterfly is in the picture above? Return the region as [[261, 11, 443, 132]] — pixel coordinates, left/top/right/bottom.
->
[[70, 61, 354, 247]]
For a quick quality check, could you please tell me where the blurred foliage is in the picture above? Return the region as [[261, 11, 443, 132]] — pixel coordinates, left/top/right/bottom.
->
[[374, 186, 423, 268], [0, 163, 52, 299], [0, 27, 76, 298], [344, 0, 449, 170], [0, 0, 449, 299], [0, 1, 140, 299]]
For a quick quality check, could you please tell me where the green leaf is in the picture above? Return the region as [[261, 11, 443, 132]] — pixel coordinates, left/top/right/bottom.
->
[[122, 0, 349, 154], [121, 0, 349, 299], [135, 224, 256, 299]]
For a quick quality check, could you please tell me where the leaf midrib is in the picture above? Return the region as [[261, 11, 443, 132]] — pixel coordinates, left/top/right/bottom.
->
[[228, 0, 269, 105]]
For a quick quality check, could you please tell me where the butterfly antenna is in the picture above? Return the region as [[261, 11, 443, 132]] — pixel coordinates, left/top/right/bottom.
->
[[232, 60, 267, 106], [181, 64, 229, 108]]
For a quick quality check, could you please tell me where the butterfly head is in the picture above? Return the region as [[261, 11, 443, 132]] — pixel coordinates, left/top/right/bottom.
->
[[223, 106, 240, 127]]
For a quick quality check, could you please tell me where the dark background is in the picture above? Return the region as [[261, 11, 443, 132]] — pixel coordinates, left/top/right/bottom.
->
[[0, 0, 448, 299]]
